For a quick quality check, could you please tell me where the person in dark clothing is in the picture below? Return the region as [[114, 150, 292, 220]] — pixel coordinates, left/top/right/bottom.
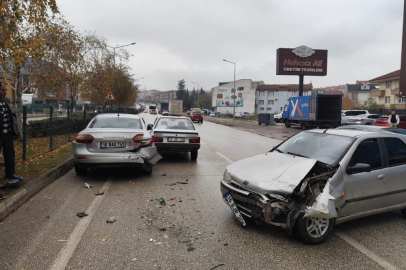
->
[[0, 82, 22, 181], [389, 111, 400, 128]]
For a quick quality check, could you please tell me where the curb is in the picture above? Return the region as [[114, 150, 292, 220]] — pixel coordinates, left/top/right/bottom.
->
[[0, 157, 75, 221]]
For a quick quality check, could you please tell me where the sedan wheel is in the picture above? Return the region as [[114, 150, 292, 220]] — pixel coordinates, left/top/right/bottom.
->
[[143, 162, 153, 174], [191, 150, 198, 161], [296, 214, 334, 244], [75, 164, 87, 176], [401, 208, 406, 218]]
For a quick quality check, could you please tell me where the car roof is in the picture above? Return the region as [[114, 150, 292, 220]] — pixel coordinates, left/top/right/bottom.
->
[[157, 116, 190, 120], [95, 113, 140, 119], [307, 128, 382, 138]]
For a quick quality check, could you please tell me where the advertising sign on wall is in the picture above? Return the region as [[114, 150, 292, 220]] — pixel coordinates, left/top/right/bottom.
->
[[216, 88, 244, 107], [276, 46, 328, 76]]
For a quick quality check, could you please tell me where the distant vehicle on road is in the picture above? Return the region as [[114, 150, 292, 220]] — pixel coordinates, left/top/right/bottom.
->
[[274, 112, 283, 122], [190, 110, 203, 123], [72, 114, 161, 175], [162, 110, 169, 116], [347, 114, 380, 125], [341, 110, 369, 125], [169, 100, 183, 116], [149, 105, 157, 114], [221, 128, 406, 244], [149, 116, 200, 161], [158, 102, 169, 114], [283, 95, 342, 130], [210, 112, 220, 117]]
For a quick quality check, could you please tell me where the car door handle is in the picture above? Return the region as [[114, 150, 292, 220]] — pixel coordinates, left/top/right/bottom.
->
[[378, 174, 386, 180]]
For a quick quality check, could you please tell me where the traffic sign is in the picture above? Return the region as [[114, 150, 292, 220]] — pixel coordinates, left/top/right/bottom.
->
[[231, 95, 237, 99], [231, 88, 236, 93], [107, 92, 115, 100]]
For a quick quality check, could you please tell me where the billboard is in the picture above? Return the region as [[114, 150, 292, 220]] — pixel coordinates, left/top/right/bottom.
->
[[277, 46, 328, 76], [216, 88, 244, 107]]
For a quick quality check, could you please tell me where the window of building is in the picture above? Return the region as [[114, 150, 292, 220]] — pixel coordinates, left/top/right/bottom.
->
[[386, 81, 392, 89], [267, 108, 272, 111], [383, 138, 406, 166], [259, 100, 264, 105], [268, 91, 274, 96], [398, 97, 406, 104], [260, 91, 265, 96], [292, 91, 298, 96], [349, 138, 382, 171], [385, 97, 390, 104], [260, 107, 265, 111], [268, 100, 274, 105]]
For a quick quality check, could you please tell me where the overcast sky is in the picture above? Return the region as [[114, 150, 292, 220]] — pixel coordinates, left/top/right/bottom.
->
[[57, 0, 404, 91]]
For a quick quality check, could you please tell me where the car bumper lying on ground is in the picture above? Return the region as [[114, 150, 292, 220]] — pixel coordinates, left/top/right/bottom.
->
[[73, 143, 162, 167]]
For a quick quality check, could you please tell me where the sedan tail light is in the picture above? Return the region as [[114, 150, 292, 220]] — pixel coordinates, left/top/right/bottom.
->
[[355, 118, 362, 121], [189, 138, 200, 143], [154, 137, 163, 142], [133, 134, 144, 143], [140, 137, 155, 148], [75, 134, 94, 144]]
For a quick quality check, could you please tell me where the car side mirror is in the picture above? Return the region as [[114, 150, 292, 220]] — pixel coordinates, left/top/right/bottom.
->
[[347, 163, 371, 174], [147, 124, 153, 131]]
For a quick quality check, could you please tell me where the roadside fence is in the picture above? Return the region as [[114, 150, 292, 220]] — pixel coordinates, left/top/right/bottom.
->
[[21, 105, 142, 161]]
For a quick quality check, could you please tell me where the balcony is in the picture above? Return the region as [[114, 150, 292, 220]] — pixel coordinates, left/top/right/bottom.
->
[[391, 88, 400, 95], [371, 90, 385, 97]]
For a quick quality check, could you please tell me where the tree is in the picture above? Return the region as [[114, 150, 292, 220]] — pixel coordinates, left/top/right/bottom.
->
[[361, 96, 380, 110], [198, 92, 212, 109], [0, 0, 59, 137], [342, 95, 354, 110], [176, 79, 186, 100], [199, 87, 205, 95]]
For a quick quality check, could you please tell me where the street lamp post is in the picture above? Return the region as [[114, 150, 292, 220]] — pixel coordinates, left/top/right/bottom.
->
[[106, 42, 136, 68], [191, 82, 199, 107], [135, 77, 146, 109], [223, 59, 236, 120]]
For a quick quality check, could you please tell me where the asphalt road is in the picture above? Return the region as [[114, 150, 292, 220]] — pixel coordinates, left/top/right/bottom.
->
[[0, 112, 405, 270]]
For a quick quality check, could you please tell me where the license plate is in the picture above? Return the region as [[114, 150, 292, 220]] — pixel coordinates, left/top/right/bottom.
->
[[100, 142, 126, 148], [168, 137, 185, 142], [348, 119, 356, 122], [225, 192, 246, 227]]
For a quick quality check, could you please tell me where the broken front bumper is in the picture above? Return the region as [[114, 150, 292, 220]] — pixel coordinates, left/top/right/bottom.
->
[[220, 180, 287, 228]]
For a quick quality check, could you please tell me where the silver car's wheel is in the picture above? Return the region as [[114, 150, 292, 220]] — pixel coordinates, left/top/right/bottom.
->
[[306, 217, 329, 238]]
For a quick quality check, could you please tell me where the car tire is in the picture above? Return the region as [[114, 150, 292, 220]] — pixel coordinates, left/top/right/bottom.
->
[[201, 120, 203, 123], [191, 150, 198, 161], [285, 121, 291, 128], [401, 208, 406, 218], [365, 123, 371, 125], [296, 214, 334, 245], [143, 162, 153, 174], [301, 122, 307, 130], [75, 164, 87, 176]]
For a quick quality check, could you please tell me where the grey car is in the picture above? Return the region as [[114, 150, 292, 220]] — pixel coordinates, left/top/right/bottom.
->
[[220, 129, 406, 244], [72, 114, 162, 175], [149, 116, 200, 160], [336, 125, 406, 135], [347, 114, 380, 125]]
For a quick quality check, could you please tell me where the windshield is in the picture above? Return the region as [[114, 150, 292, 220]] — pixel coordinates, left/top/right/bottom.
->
[[89, 117, 142, 129], [387, 128, 406, 135], [155, 118, 195, 130], [276, 132, 355, 165]]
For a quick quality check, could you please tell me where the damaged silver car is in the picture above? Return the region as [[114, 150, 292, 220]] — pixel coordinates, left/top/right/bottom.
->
[[73, 114, 162, 175], [221, 129, 406, 244]]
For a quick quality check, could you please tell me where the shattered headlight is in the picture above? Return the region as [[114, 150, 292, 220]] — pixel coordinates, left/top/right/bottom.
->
[[223, 170, 232, 181]]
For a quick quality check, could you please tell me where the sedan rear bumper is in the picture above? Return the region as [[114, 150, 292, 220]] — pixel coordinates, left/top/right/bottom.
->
[[155, 142, 200, 153], [73, 142, 162, 165]]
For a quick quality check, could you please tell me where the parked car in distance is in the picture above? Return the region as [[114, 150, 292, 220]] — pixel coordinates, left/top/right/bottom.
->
[[373, 115, 406, 128], [235, 112, 252, 119], [149, 116, 200, 160], [162, 110, 169, 116], [190, 110, 203, 123], [336, 125, 406, 135], [144, 109, 148, 113], [274, 112, 283, 122], [341, 110, 369, 125], [347, 114, 380, 125], [72, 114, 162, 175], [210, 112, 220, 117], [221, 129, 406, 244], [202, 109, 208, 115]]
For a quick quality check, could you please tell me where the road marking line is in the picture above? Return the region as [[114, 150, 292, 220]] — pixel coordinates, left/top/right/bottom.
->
[[216, 151, 234, 163], [335, 231, 398, 270], [49, 178, 114, 270]]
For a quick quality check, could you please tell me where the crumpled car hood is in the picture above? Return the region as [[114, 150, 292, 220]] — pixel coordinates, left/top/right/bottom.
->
[[227, 152, 317, 195]]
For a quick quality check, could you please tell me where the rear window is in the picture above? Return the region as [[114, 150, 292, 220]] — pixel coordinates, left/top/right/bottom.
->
[[89, 117, 142, 129], [192, 112, 201, 115], [155, 118, 195, 130]]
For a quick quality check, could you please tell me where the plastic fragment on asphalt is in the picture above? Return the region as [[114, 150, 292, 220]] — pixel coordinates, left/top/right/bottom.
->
[[187, 246, 195, 252], [132, 258, 138, 261], [159, 198, 166, 206], [107, 217, 117, 223], [58, 239, 68, 242], [209, 263, 225, 270], [170, 197, 176, 200], [176, 182, 188, 185], [165, 183, 177, 186], [76, 212, 88, 218], [95, 192, 104, 196], [84, 183, 93, 188], [164, 235, 169, 239], [161, 174, 166, 176]]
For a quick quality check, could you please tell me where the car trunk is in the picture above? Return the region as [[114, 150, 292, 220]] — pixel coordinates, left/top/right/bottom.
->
[[82, 128, 146, 153], [374, 117, 389, 127]]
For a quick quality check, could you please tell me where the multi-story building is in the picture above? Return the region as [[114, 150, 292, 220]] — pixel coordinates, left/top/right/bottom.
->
[[255, 84, 312, 114], [152, 90, 177, 102], [370, 70, 404, 109], [346, 82, 379, 106], [211, 79, 264, 114]]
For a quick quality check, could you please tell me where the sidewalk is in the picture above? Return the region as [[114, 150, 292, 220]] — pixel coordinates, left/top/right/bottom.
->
[[203, 116, 301, 140]]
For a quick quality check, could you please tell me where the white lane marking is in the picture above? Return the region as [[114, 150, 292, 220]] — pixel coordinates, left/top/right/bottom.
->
[[49, 178, 114, 270], [335, 231, 399, 270], [216, 151, 234, 164]]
